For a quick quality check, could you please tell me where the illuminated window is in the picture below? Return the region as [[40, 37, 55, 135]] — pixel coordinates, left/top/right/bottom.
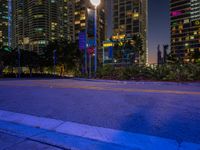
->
[[80, 23, 85, 27], [34, 14, 44, 18], [75, 21, 80, 24], [178, 25, 183, 29], [184, 19, 189, 24]]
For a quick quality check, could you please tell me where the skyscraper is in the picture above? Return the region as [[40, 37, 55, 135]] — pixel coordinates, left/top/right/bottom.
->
[[105, 0, 113, 38], [170, 0, 200, 62], [112, 0, 148, 64], [12, 0, 105, 52], [0, 0, 12, 48], [69, 0, 105, 47], [12, 0, 70, 52]]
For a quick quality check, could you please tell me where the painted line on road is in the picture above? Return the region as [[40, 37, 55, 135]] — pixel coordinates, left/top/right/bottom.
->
[[1, 82, 200, 95], [0, 109, 199, 150]]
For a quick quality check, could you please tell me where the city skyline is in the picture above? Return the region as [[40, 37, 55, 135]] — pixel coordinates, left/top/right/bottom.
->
[[148, 0, 170, 64], [1, 1, 200, 149], [112, 0, 148, 64], [106, 0, 170, 64], [11, 0, 106, 53], [1, 0, 199, 64]]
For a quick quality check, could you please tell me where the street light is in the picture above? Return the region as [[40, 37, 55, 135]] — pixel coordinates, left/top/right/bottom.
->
[[90, 0, 100, 6], [17, 46, 21, 79], [90, 0, 100, 76], [53, 49, 56, 78]]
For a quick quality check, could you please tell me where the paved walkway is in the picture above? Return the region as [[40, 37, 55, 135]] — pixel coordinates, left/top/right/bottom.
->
[[0, 110, 200, 150], [0, 132, 62, 150], [0, 79, 200, 149]]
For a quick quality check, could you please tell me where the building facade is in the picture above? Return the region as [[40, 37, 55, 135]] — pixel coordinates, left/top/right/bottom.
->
[[12, 0, 105, 52], [112, 0, 148, 64], [68, 0, 105, 47], [170, 0, 200, 62], [0, 0, 12, 48], [12, 0, 70, 52]]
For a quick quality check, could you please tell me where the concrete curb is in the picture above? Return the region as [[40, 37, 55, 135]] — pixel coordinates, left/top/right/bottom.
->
[[0, 110, 199, 150], [73, 78, 200, 87]]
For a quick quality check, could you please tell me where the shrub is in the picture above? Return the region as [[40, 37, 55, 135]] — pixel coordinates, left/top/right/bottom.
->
[[96, 63, 200, 81]]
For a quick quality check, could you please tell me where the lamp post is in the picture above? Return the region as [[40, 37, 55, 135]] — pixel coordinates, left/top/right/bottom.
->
[[53, 49, 56, 78], [90, 0, 100, 76], [17, 46, 21, 79]]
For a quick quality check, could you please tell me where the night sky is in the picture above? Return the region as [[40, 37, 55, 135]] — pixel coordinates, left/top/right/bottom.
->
[[148, 0, 170, 64]]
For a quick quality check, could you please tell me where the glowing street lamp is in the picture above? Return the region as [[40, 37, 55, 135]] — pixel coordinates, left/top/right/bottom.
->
[[90, 0, 100, 7], [90, 0, 100, 76]]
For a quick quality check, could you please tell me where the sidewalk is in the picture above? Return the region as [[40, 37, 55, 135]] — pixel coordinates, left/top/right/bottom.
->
[[0, 120, 130, 150], [0, 110, 200, 150], [0, 132, 62, 150]]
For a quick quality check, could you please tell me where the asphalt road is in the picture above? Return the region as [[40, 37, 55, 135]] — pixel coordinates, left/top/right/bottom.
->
[[0, 79, 200, 144]]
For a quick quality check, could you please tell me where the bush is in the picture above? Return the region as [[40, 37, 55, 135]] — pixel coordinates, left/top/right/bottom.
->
[[96, 64, 200, 82]]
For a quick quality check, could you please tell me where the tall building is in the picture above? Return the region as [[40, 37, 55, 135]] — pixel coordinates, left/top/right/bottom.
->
[[12, 0, 105, 52], [170, 0, 200, 62], [157, 45, 162, 65], [105, 0, 113, 38], [69, 0, 105, 47], [112, 0, 148, 64], [12, 0, 70, 52], [0, 0, 12, 48]]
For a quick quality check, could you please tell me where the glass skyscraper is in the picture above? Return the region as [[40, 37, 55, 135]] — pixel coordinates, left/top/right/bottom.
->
[[112, 0, 148, 64], [0, 0, 12, 48], [12, 0, 105, 52], [170, 0, 200, 62], [12, 0, 70, 52]]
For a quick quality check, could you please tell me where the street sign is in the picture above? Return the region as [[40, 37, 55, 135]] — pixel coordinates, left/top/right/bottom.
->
[[108, 47, 113, 59], [79, 31, 86, 51]]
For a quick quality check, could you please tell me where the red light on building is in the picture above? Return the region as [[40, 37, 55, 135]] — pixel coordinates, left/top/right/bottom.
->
[[171, 10, 183, 17]]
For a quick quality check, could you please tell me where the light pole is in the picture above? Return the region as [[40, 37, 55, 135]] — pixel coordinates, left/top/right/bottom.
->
[[90, 0, 100, 76], [17, 46, 21, 79], [53, 49, 56, 78]]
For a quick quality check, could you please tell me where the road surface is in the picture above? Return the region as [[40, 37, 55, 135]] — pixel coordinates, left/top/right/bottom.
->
[[0, 79, 200, 144]]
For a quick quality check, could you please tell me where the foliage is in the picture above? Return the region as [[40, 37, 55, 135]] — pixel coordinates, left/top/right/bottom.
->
[[42, 40, 83, 71], [0, 40, 83, 77], [1, 39, 200, 81], [112, 34, 143, 64], [97, 64, 200, 81]]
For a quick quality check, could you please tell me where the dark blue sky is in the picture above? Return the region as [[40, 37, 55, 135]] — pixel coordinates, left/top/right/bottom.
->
[[148, 0, 170, 63]]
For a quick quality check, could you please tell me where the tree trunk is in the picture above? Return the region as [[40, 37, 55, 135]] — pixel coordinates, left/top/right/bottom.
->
[[29, 67, 32, 78]]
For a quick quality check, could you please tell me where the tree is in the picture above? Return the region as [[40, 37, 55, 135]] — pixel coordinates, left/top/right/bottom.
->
[[42, 40, 83, 75], [42, 41, 58, 69], [130, 34, 144, 64], [20, 50, 39, 77], [62, 41, 83, 71], [193, 49, 200, 64], [113, 40, 123, 61], [0, 47, 13, 75]]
